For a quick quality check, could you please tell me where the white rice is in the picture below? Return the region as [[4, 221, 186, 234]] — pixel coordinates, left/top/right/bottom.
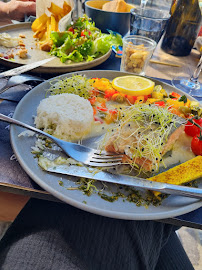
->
[[34, 93, 94, 141]]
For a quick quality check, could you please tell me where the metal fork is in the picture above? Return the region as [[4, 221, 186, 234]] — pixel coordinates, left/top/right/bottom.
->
[[0, 74, 45, 95], [0, 113, 123, 167]]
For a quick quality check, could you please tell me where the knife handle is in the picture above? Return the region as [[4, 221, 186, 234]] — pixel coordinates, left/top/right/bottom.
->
[[158, 183, 202, 199]]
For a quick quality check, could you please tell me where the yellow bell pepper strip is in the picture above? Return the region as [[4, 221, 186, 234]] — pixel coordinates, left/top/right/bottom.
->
[[166, 98, 184, 108], [135, 96, 144, 104]]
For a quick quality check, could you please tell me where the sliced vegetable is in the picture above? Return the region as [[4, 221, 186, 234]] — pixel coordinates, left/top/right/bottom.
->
[[166, 98, 184, 108], [169, 91, 181, 99], [112, 76, 155, 96], [154, 101, 165, 107], [191, 134, 202, 156], [184, 117, 202, 137], [81, 29, 91, 37]]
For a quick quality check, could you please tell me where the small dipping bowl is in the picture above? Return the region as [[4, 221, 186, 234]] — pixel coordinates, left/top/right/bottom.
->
[[120, 35, 157, 75]]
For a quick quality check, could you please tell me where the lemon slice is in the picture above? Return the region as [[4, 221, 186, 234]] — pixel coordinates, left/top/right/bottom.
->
[[112, 76, 155, 96]]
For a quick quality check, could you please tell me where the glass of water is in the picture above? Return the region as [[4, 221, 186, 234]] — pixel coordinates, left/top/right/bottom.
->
[[130, 7, 170, 43]]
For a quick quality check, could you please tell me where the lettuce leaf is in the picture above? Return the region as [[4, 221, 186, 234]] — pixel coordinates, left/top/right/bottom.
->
[[65, 50, 84, 62], [93, 33, 123, 55], [77, 40, 94, 57], [49, 15, 122, 63]]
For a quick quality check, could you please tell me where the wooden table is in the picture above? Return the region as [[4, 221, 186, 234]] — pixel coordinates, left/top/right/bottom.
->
[[0, 34, 202, 223]]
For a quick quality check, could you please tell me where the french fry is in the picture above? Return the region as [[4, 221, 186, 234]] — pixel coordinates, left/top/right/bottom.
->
[[51, 15, 57, 32], [47, 2, 64, 16], [31, 13, 48, 32], [33, 28, 46, 40], [46, 17, 51, 41], [63, 1, 71, 15], [32, 1, 72, 47]]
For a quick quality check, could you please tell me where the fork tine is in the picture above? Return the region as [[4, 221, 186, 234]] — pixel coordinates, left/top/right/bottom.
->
[[93, 150, 122, 156], [90, 156, 123, 162], [88, 161, 121, 167]]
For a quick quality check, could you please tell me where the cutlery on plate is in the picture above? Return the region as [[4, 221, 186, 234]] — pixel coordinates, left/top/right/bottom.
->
[[0, 57, 55, 78], [46, 165, 202, 199], [0, 114, 202, 200], [0, 74, 45, 95], [0, 113, 123, 167]]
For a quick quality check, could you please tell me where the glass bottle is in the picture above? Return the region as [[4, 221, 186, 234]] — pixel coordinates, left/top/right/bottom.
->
[[161, 0, 202, 56]]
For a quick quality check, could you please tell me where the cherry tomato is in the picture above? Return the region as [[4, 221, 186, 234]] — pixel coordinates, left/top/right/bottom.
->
[[81, 29, 91, 37], [191, 135, 202, 156], [68, 27, 74, 33], [184, 118, 202, 137]]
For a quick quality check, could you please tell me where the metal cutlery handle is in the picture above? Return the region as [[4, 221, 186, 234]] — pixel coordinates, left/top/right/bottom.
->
[[161, 184, 202, 199], [0, 57, 55, 78], [111, 174, 202, 200], [0, 113, 55, 141]]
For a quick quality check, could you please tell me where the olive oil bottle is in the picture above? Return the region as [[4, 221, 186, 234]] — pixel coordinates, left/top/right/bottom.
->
[[161, 0, 202, 56]]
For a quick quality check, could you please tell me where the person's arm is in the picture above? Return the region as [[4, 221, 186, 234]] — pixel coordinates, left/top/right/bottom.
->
[[0, 0, 36, 24]]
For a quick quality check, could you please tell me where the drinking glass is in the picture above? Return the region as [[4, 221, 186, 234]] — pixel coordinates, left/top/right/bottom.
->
[[140, 0, 148, 9], [172, 55, 202, 97], [130, 7, 170, 43], [171, 0, 202, 97], [120, 35, 156, 75]]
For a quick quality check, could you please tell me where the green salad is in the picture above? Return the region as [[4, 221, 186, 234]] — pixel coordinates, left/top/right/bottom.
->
[[50, 15, 122, 63]]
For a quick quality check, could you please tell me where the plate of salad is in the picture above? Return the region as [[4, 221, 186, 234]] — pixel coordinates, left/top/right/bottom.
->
[[0, 16, 122, 74]]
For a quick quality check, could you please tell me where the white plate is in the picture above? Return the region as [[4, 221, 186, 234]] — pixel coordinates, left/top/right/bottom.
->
[[0, 23, 111, 74], [10, 70, 202, 220]]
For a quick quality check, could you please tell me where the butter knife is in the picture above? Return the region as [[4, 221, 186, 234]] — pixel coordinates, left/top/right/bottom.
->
[[0, 57, 55, 78], [47, 166, 202, 199]]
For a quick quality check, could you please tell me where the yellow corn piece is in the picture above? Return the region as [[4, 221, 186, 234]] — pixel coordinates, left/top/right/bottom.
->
[[32, 13, 48, 32], [48, 2, 64, 16], [148, 156, 202, 197]]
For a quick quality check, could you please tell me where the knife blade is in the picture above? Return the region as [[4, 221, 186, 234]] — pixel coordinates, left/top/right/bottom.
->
[[47, 165, 202, 199], [0, 57, 55, 78]]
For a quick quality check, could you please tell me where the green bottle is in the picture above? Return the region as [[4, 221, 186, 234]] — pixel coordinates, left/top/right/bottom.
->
[[161, 0, 202, 56]]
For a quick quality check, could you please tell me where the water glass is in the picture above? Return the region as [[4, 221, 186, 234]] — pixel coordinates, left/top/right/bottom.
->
[[120, 35, 156, 75], [130, 7, 170, 43]]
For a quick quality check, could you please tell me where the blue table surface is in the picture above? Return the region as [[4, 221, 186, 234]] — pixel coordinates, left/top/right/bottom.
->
[[95, 52, 202, 227]]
